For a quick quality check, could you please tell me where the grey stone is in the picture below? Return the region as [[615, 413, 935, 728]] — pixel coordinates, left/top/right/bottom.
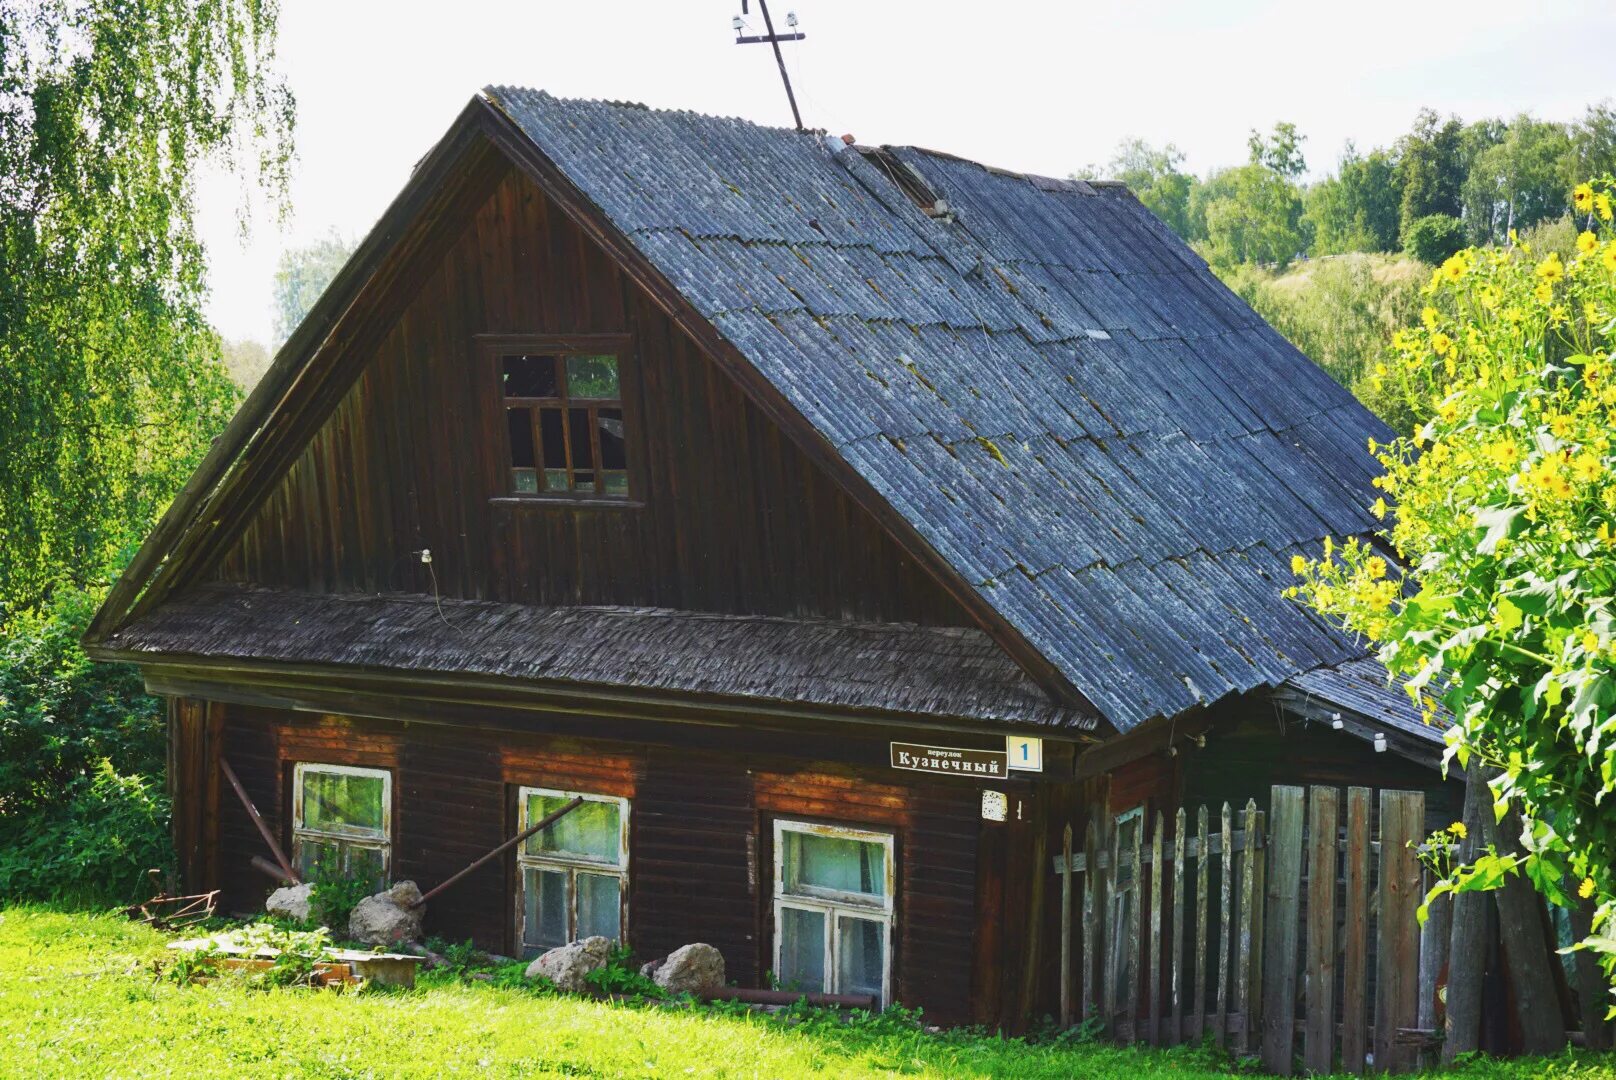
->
[[524, 935, 611, 992], [347, 881, 424, 945], [651, 943, 725, 995], [265, 882, 314, 923]]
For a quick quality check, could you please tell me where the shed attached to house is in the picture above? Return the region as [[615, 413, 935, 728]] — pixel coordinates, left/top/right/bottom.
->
[[87, 89, 1451, 1028]]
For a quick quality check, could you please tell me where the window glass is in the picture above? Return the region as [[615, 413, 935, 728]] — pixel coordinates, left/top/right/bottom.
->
[[567, 406, 595, 488], [525, 794, 621, 863], [837, 916, 885, 999], [502, 354, 559, 397], [296, 838, 339, 879], [576, 873, 622, 940], [523, 867, 569, 950], [301, 770, 385, 834], [507, 407, 536, 467], [539, 408, 568, 491], [566, 354, 620, 399], [784, 831, 886, 899], [778, 906, 827, 992]]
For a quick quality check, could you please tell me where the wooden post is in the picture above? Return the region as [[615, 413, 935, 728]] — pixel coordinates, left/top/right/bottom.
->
[[1103, 812, 1119, 1030], [1216, 801, 1233, 1048], [1261, 786, 1306, 1074], [1304, 786, 1340, 1075], [1341, 787, 1372, 1073], [1250, 809, 1267, 1050], [220, 756, 299, 885], [1374, 789, 1425, 1072], [1571, 893, 1614, 1050], [1061, 823, 1074, 1029], [1486, 805, 1569, 1055], [1148, 812, 1164, 1043], [1171, 805, 1186, 1045], [1194, 804, 1209, 1042], [1082, 818, 1099, 1024], [1443, 768, 1487, 1063], [1236, 798, 1258, 1054], [1416, 863, 1452, 1066]]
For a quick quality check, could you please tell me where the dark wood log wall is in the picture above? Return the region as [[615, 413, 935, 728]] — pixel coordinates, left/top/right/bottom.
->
[[212, 162, 965, 627], [203, 700, 1014, 1024]]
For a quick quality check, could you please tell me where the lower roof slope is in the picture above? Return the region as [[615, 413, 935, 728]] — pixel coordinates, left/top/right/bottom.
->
[[486, 88, 1391, 730], [102, 585, 1092, 730]]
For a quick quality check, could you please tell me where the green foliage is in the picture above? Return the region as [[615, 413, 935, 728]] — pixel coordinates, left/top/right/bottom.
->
[[1396, 108, 1468, 227], [0, 0, 292, 617], [1194, 164, 1308, 270], [4, 906, 1610, 1078], [304, 861, 373, 933], [1291, 179, 1616, 1005], [271, 230, 356, 349], [583, 944, 666, 998], [0, 586, 168, 903], [1076, 138, 1200, 241], [1461, 115, 1573, 246], [1307, 145, 1402, 256], [1247, 121, 1307, 179], [1403, 213, 1469, 265]]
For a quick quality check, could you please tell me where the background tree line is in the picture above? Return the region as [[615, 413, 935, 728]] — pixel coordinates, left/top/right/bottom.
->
[[1078, 103, 1616, 433]]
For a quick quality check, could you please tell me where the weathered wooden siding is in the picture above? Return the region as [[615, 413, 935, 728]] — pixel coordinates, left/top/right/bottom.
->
[[213, 164, 966, 626], [206, 701, 1007, 1022]]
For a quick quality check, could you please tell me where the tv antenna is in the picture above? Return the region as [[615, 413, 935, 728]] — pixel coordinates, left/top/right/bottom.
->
[[731, 1, 806, 131]]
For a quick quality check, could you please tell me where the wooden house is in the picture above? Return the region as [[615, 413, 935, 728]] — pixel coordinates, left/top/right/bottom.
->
[[86, 89, 1453, 1027]]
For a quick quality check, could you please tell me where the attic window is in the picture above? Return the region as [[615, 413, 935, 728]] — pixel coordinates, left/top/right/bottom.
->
[[496, 342, 631, 500], [857, 148, 946, 216]]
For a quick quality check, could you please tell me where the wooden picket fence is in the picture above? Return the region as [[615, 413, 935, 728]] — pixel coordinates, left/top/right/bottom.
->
[[1054, 785, 1435, 1074]]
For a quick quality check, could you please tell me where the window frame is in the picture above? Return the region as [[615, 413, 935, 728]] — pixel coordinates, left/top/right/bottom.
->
[[514, 786, 631, 956], [290, 762, 393, 883], [771, 819, 896, 1004], [483, 334, 635, 505]]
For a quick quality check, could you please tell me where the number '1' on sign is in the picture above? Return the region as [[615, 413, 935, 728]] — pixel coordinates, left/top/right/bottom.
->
[[1006, 736, 1042, 772]]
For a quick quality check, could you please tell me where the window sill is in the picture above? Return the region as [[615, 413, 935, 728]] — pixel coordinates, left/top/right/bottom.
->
[[490, 496, 646, 510]]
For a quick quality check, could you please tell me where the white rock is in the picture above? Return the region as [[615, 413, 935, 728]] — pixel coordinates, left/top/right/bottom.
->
[[524, 936, 611, 992], [347, 881, 424, 945], [651, 943, 725, 995], [265, 882, 314, 923]]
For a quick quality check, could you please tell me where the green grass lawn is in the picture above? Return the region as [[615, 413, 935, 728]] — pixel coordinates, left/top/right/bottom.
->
[[1, 907, 1612, 1079]]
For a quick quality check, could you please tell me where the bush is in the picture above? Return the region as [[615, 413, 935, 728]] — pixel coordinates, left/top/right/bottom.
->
[[0, 586, 170, 903], [1402, 212, 1468, 264]]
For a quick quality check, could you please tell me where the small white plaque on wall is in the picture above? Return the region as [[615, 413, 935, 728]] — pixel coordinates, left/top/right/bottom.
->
[[981, 790, 1008, 822]]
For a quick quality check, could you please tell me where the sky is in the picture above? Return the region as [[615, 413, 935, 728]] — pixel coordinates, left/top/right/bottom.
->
[[197, 0, 1616, 346]]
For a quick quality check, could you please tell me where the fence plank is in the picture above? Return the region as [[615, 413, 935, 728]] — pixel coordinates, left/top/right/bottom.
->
[[1571, 894, 1615, 1050], [1103, 812, 1119, 1028], [1061, 822, 1074, 1029], [1340, 787, 1372, 1074], [1216, 801, 1232, 1049], [1171, 806, 1186, 1045], [1194, 804, 1209, 1042], [1442, 768, 1485, 1063], [1374, 789, 1425, 1072], [1250, 810, 1267, 1050], [1126, 812, 1143, 1037], [1236, 798, 1258, 1054], [1082, 818, 1099, 1024], [1261, 785, 1306, 1074], [1304, 786, 1340, 1075], [1149, 812, 1164, 1043], [1416, 864, 1451, 1068]]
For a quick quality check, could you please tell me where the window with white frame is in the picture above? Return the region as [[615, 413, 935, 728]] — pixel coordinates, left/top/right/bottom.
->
[[515, 788, 629, 957], [291, 763, 392, 888], [772, 820, 894, 1003]]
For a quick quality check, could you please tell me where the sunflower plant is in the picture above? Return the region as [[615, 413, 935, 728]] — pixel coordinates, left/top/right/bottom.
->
[[1290, 178, 1616, 1007]]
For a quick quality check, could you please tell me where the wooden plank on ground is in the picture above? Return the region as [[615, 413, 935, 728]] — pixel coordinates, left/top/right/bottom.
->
[[1304, 786, 1340, 1075], [1442, 768, 1486, 1063], [1216, 801, 1232, 1049], [1171, 805, 1186, 1045], [1374, 789, 1424, 1072], [1236, 798, 1257, 1054], [1194, 804, 1209, 1043], [1341, 786, 1372, 1073], [1149, 811, 1164, 1043], [1261, 785, 1306, 1074]]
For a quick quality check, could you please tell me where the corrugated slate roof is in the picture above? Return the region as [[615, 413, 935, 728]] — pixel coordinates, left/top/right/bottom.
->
[[484, 88, 1393, 731]]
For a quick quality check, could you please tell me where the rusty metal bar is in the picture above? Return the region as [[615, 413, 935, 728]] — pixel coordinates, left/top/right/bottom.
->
[[251, 854, 298, 884], [220, 756, 300, 885], [411, 795, 585, 909]]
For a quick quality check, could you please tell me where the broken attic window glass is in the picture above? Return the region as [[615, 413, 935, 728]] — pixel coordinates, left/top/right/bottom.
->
[[499, 350, 630, 499]]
